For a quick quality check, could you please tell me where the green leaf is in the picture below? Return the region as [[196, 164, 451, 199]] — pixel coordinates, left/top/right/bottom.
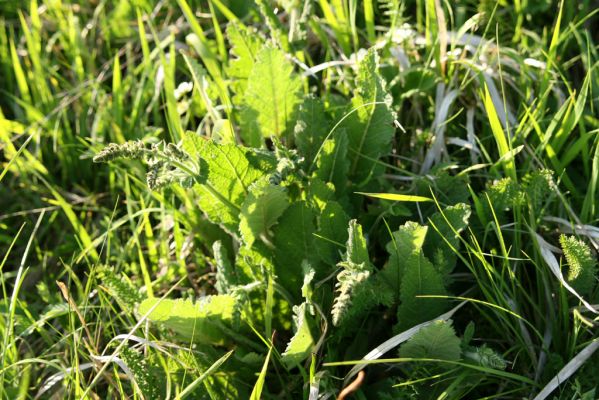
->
[[396, 253, 447, 330], [379, 222, 428, 298], [120, 348, 162, 400], [315, 201, 350, 265], [425, 203, 471, 277], [314, 131, 349, 193], [182, 133, 276, 232], [560, 235, 597, 295], [294, 95, 329, 166], [307, 178, 336, 211], [273, 202, 317, 293], [226, 22, 264, 96], [214, 241, 244, 294], [236, 241, 274, 279], [331, 220, 387, 326], [239, 183, 289, 246], [281, 303, 316, 368], [345, 219, 370, 267], [343, 48, 395, 184], [240, 45, 302, 146], [399, 320, 461, 367], [522, 169, 555, 211], [138, 295, 238, 345]]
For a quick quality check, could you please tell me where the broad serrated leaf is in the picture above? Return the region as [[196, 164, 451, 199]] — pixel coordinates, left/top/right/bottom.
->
[[314, 130, 349, 193], [379, 222, 428, 298], [236, 242, 275, 282], [214, 241, 244, 294], [560, 235, 597, 295], [273, 202, 317, 293], [182, 133, 276, 232], [239, 183, 289, 246], [343, 49, 395, 184], [345, 219, 370, 267], [281, 303, 316, 368], [425, 203, 471, 277], [331, 220, 389, 326], [240, 45, 302, 146], [294, 95, 329, 166], [396, 253, 447, 330], [119, 348, 162, 400], [315, 201, 350, 265], [399, 320, 461, 367], [307, 178, 336, 211], [331, 269, 371, 326], [138, 295, 238, 345], [226, 22, 264, 96]]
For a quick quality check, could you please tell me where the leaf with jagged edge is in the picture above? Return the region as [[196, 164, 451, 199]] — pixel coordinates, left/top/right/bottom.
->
[[560, 234, 597, 295], [315, 201, 350, 265], [98, 267, 143, 308], [331, 220, 392, 327], [282, 302, 316, 368], [239, 182, 289, 247], [214, 241, 249, 294], [396, 253, 447, 331], [294, 95, 329, 166], [314, 130, 349, 194], [281, 303, 316, 368], [399, 320, 461, 368], [119, 348, 162, 400], [483, 177, 523, 214], [235, 241, 275, 283], [522, 169, 556, 211], [379, 222, 428, 300], [240, 45, 302, 147], [343, 48, 395, 185], [345, 219, 369, 266], [226, 22, 265, 97], [425, 203, 471, 278], [138, 295, 238, 345], [182, 133, 276, 233], [273, 201, 317, 294]]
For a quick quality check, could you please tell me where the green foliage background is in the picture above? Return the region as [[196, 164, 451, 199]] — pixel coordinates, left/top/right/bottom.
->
[[1, 0, 598, 399]]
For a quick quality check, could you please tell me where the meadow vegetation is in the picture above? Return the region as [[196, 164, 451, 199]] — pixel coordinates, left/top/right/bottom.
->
[[1, 0, 598, 398]]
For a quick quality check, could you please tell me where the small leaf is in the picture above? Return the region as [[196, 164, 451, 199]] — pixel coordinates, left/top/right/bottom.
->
[[425, 203, 471, 277], [273, 202, 317, 293], [240, 45, 302, 146], [560, 235, 597, 295], [343, 48, 396, 184], [282, 303, 316, 368], [379, 222, 428, 298], [396, 253, 447, 330], [295, 95, 329, 166], [345, 219, 369, 267], [315, 201, 350, 265], [226, 22, 264, 97], [239, 183, 289, 246], [138, 295, 238, 345], [314, 131, 349, 193], [399, 320, 461, 366]]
